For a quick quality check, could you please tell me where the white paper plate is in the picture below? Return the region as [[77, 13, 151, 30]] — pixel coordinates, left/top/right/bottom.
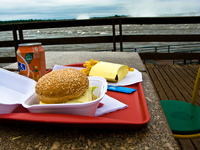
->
[[53, 65, 143, 86]]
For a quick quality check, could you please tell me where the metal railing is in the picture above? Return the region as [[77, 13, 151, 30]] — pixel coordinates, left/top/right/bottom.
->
[[132, 43, 200, 64], [134, 43, 200, 53]]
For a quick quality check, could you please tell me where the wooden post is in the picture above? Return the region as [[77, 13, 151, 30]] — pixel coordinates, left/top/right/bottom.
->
[[168, 45, 170, 53], [119, 19, 123, 52], [18, 25, 24, 43], [155, 47, 157, 53], [12, 25, 18, 52], [112, 20, 116, 51]]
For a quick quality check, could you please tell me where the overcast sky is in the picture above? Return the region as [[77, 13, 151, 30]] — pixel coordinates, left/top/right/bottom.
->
[[0, 0, 199, 21]]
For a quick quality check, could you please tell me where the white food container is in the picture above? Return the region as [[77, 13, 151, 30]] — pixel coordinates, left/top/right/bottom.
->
[[0, 68, 36, 114], [0, 68, 107, 116]]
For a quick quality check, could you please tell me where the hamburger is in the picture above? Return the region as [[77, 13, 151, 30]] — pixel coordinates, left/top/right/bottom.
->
[[35, 68, 96, 104]]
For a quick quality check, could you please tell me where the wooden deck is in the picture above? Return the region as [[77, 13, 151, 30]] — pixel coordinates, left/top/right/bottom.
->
[[145, 64, 200, 150]]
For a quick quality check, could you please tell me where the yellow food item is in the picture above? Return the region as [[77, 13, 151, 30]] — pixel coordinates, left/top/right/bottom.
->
[[81, 58, 99, 76], [81, 68, 90, 76], [40, 85, 93, 104], [81, 59, 134, 78], [89, 61, 129, 82], [129, 67, 134, 71]]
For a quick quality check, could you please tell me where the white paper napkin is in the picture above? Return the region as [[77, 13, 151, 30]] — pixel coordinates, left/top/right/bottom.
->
[[95, 94, 128, 117], [108, 70, 142, 86]]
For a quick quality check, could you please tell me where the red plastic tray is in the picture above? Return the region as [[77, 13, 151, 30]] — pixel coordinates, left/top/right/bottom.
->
[[0, 63, 150, 129]]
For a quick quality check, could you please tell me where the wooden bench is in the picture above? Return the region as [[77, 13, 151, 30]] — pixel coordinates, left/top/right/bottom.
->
[[145, 64, 200, 150]]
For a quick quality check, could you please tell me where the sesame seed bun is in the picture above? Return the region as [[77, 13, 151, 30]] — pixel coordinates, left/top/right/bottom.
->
[[35, 68, 89, 104]]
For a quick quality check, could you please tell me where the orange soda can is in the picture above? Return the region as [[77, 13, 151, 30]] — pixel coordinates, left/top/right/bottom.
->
[[16, 43, 46, 81]]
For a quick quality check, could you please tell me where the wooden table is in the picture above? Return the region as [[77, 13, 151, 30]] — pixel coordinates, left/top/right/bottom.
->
[[146, 64, 200, 150], [1, 52, 179, 149]]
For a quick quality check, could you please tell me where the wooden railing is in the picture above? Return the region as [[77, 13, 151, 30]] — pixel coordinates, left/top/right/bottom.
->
[[0, 16, 200, 63]]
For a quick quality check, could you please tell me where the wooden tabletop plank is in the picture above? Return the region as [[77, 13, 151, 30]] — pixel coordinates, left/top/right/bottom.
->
[[182, 65, 200, 106], [185, 65, 199, 78], [153, 66, 176, 100], [191, 138, 200, 150], [165, 65, 192, 102], [169, 66, 193, 102], [145, 65, 168, 100], [178, 139, 196, 150], [158, 65, 186, 101], [177, 66, 195, 88]]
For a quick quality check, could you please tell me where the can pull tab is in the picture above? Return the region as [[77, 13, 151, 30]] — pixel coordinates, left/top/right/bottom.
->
[[107, 85, 136, 94]]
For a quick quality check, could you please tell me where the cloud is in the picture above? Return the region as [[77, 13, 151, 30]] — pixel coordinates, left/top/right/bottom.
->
[[125, 0, 200, 17], [0, 0, 199, 20], [0, 0, 118, 20], [76, 14, 90, 20]]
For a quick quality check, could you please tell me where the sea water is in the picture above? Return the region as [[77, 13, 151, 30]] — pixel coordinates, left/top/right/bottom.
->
[[0, 24, 200, 58]]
